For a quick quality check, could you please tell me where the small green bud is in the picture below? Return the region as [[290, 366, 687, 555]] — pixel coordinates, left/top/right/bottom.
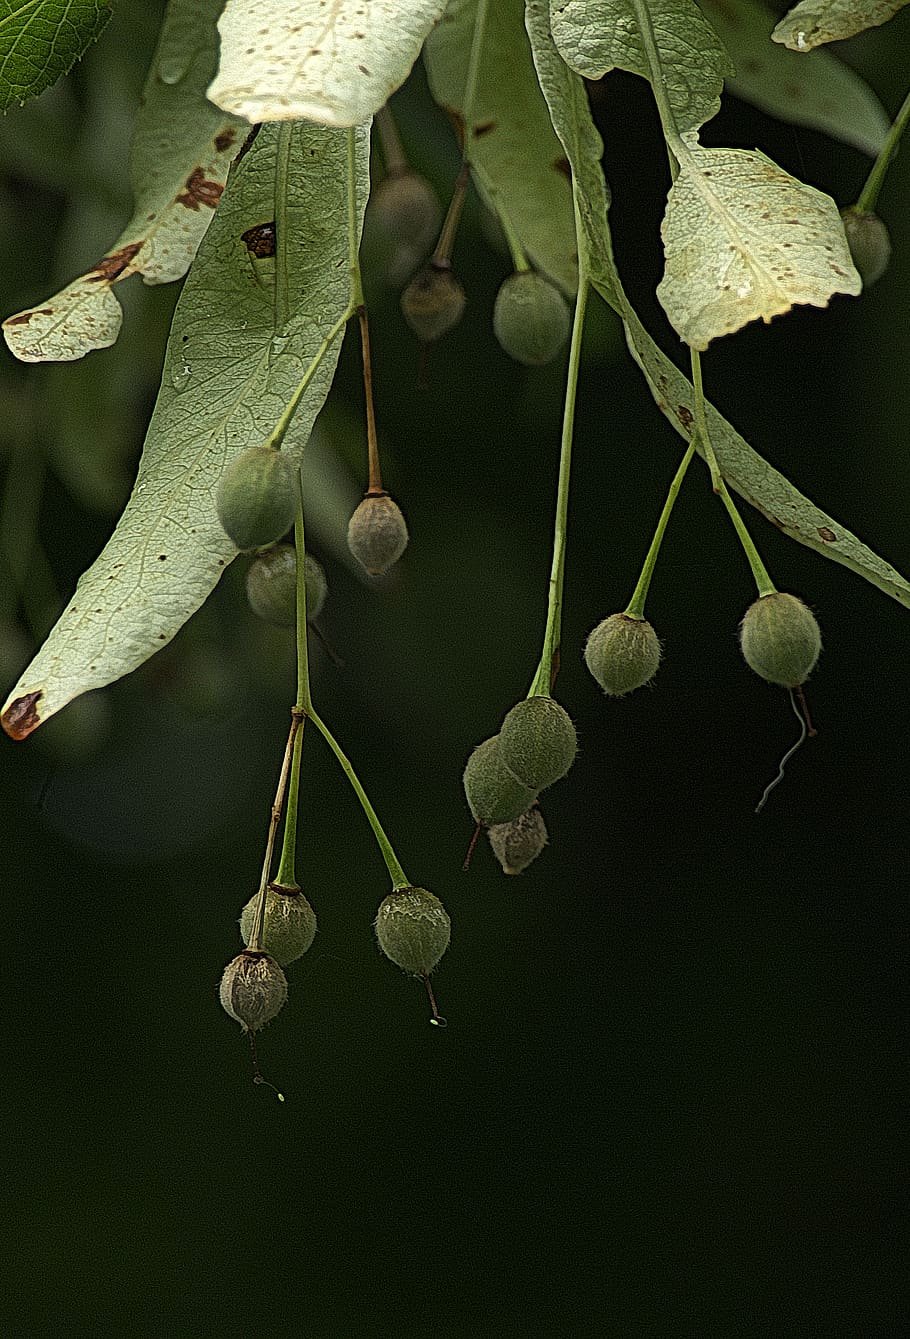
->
[[463, 735, 537, 827], [488, 805, 548, 876], [739, 592, 821, 688], [498, 695, 577, 790], [401, 263, 466, 342], [584, 613, 661, 696], [347, 492, 409, 575], [216, 446, 297, 551], [245, 545, 327, 626], [240, 883, 317, 966], [493, 271, 571, 366], [375, 886, 451, 976], [219, 949, 288, 1032], [364, 171, 442, 286], [841, 208, 891, 288]]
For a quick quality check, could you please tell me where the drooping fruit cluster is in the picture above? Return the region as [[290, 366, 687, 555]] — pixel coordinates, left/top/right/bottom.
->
[[216, 445, 297, 551], [240, 883, 317, 966], [493, 271, 571, 366], [739, 592, 821, 688], [219, 949, 288, 1033], [347, 492, 409, 575], [374, 885, 451, 978], [246, 544, 327, 626], [584, 613, 661, 696]]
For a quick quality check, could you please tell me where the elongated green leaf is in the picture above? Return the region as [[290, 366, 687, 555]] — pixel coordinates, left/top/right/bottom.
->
[[550, 0, 731, 133], [208, 0, 447, 127], [3, 0, 244, 363], [524, 0, 910, 610], [0, 0, 110, 110], [772, 0, 909, 50], [1, 122, 369, 739], [424, 0, 577, 295], [702, 0, 889, 156]]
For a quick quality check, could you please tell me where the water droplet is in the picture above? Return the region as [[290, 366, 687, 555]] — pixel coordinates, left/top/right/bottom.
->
[[170, 361, 192, 392], [157, 55, 189, 85]]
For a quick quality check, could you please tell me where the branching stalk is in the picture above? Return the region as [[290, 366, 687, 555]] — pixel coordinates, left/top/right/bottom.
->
[[625, 441, 696, 619], [857, 86, 910, 213]]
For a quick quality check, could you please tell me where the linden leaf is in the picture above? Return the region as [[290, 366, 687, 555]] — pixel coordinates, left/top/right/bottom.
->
[[656, 142, 860, 349], [423, 0, 577, 296], [208, 0, 447, 127], [1, 121, 369, 739], [702, 0, 889, 156], [550, 0, 732, 133], [771, 0, 909, 50], [3, 0, 244, 364], [0, 0, 110, 111]]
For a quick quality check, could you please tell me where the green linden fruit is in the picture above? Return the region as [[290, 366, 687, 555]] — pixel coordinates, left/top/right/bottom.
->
[[245, 545, 327, 626], [463, 735, 537, 827], [347, 492, 409, 575], [498, 695, 577, 790], [584, 613, 661, 696], [841, 208, 891, 289], [239, 884, 317, 967], [488, 805, 548, 876], [219, 949, 288, 1032], [216, 445, 297, 551], [401, 263, 466, 342], [739, 592, 821, 688], [364, 171, 442, 286], [375, 886, 451, 977], [493, 271, 571, 366]]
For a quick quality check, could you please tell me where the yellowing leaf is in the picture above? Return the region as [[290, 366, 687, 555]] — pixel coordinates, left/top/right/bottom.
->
[[3, 0, 243, 363], [208, 0, 447, 127], [772, 0, 909, 50], [657, 143, 860, 349]]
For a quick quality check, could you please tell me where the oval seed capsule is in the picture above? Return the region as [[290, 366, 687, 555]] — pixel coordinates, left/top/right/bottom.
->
[[216, 446, 297, 551], [375, 886, 451, 977], [347, 492, 409, 575], [245, 545, 327, 626], [239, 884, 317, 966], [463, 735, 537, 827], [498, 695, 577, 790], [739, 592, 821, 688], [488, 805, 548, 875], [584, 613, 661, 696], [400, 263, 466, 342], [219, 950, 288, 1032], [493, 271, 571, 366], [364, 171, 442, 286], [841, 208, 891, 288]]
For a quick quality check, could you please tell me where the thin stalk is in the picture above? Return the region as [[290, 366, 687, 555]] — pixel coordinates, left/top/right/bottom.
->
[[263, 309, 352, 452], [461, 0, 490, 148], [248, 706, 305, 951], [625, 441, 696, 619], [432, 162, 470, 266], [375, 104, 408, 177], [359, 308, 383, 494], [857, 87, 910, 213], [273, 124, 294, 334], [274, 479, 312, 888], [347, 128, 365, 309], [628, 0, 682, 178], [491, 194, 530, 274]]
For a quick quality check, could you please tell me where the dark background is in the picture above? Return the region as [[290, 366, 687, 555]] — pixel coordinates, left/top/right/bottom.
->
[[1, 4, 908, 1335]]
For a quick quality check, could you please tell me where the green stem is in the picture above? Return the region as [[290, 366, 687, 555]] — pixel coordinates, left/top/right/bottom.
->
[[461, 0, 490, 148], [857, 86, 910, 213], [263, 309, 352, 452], [432, 162, 470, 266], [375, 104, 407, 177], [275, 479, 312, 887], [491, 193, 530, 274], [347, 127, 365, 310], [249, 706, 305, 951], [528, 194, 589, 698], [628, 0, 682, 179], [273, 123, 293, 334], [625, 441, 696, 619]]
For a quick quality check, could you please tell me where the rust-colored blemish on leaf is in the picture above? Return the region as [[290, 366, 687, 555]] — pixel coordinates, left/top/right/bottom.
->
[[5, 308, 54, 326], [86, 241, 143, 284], [473, 120, 495, 138], [676, 404, 694, 429], [176, 168, 224, 211], [214, 128, 236, 153], [2, 690, 42, 740], [241, 221, 276, 258], [554, 157, 572, 179], [818, 526, 837, 543]]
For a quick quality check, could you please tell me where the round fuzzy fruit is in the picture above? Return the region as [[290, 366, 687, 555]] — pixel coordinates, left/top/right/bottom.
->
[[219, 950, 288, 1032], [498, 695, 577, 790], [240, 884, 317, 966], [739, 592, 821, 688], [364, 171, 442, 286], [347, 493, 409, 575], [493, 271, 571, 366], [216, 446, 297, 551], [841, 208, 891, 289], [463, 735, 537, 827], [401, 263, 466, 342], [245, 545, 327, 626], [584, 613, 661, 696], [488, 806, 548, 876], [375, 886, 450, 976]]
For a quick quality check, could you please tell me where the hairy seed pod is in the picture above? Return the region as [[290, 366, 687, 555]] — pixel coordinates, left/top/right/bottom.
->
[[401, 263, 466, 342], [240, 884, 317, 966], [493, 271, 571, 366], [463, 735, 537, 827], [841, 208, 891, 289], [488, 805, 548, 876], [584, 613, 661, 696], [499, 695, 577, 790], [739, 592, 821, 688], [364, 171, 442, 286], [216, 446, 297, 551], [245, 545, 327, 626], [347, 492, 409, 575], [219, 950, 288, 1032], [375, 886, 451, 976]]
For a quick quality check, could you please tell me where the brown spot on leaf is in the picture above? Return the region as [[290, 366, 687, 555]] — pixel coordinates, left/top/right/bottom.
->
[[177, 168, 224, 211], [236, 124, 262, 163], [554, 157, 572, 179], [2, 690, 42, 741], [818, 526, 837, 543], [676, 404, 694, 429], [214, 128, 236, 152], [473, 120, 495, 138], [241, 221, 276, 258], [86, 241, 143, 284]]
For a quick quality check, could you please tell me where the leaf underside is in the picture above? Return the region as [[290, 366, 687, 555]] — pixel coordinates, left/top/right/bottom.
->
[[0, 0, 110, 111], [772, 0, 910, 50]]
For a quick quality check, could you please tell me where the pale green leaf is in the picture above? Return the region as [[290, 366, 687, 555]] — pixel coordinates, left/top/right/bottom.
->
[[524, 0, 910, 609], [1, 122, 369, 739], [0, 0, 110, 111], [771, 0, 909, 50], [657, 140, 860, 349], [550, 0, 731, 133], [208, 0, 447, 128], [702, 0, 889, 156], [3, 0, 244, 363], [424, 0, 577, 295]]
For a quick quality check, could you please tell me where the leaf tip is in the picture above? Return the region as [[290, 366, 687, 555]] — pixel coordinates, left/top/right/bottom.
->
[[2, 690, 43, 741]]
